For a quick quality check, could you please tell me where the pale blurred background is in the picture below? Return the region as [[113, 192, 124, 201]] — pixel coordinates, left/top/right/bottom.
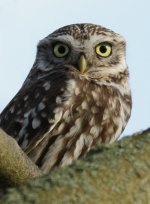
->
[[0, 0, 149, 137]]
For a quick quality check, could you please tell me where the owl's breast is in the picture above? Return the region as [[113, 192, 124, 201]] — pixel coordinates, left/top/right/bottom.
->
[[28, 77, 131, 171], [53, 77, 131, 146]]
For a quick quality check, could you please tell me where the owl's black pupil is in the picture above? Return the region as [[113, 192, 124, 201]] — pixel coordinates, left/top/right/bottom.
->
[[58, 46, 66, 54], [100, 46, 107, 53]]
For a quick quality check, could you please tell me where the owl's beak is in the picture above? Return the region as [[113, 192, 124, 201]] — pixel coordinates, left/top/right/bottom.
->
[[79, 55, 88, 74]]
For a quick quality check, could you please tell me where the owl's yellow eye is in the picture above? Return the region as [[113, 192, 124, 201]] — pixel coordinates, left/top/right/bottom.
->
[[95, 43, 112, 57], [53, 43, 69, 58]]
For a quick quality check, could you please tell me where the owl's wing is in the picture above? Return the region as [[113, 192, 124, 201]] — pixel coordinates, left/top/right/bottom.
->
[[0, 66, 69, 149]]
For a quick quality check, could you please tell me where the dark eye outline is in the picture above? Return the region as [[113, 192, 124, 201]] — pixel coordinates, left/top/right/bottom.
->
[[95, 43, 112, 58], [53, 43, 69, 58]]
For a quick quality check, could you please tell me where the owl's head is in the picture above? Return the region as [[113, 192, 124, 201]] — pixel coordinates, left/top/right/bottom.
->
[[35, 24, 128, 82]]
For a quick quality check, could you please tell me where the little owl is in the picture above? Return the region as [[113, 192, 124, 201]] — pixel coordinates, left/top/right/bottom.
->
[[0, 24, 132, 173]]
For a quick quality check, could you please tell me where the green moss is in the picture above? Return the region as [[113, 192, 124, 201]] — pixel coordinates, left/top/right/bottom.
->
[[1, 129, 150, 204]]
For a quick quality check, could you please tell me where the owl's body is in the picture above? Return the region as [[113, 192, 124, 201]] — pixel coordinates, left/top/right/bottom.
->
[[0, 24, 132, 172]]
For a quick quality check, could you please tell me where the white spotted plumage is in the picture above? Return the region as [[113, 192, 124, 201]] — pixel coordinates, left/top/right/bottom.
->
[[0, 23, 132, 173]]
